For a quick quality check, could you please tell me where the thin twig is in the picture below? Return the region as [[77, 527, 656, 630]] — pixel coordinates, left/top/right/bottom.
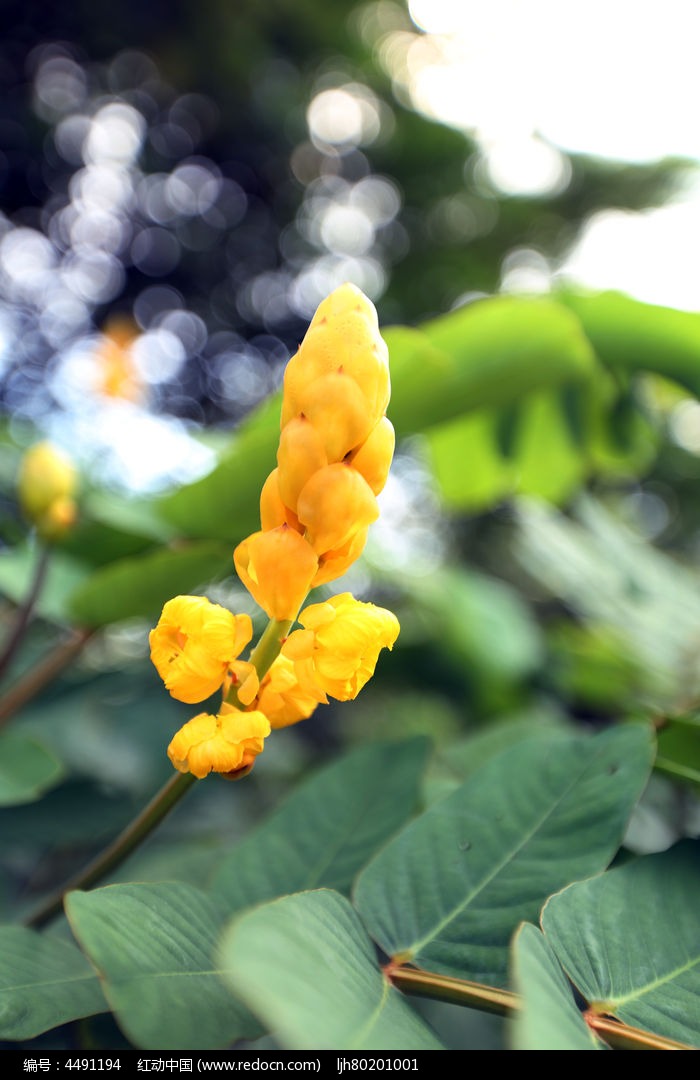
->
[[0, 544, 51, 682], [25, 771, 197, 929], [0, 628, 94, 731]]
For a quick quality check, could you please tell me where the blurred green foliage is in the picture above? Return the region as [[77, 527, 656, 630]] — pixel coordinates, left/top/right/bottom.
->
[[1, 0, 700, 1054]]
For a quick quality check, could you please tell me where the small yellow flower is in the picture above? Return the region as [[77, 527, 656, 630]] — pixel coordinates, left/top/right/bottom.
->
[[284, 592, 400, 701], [254, 653, 327, 729], [167, 704, 270, 778], [149, 595, 252, 704], [18, 442, 78, 539]]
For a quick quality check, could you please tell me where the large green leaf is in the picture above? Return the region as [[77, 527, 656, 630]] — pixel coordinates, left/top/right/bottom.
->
[[0, 927, 105, 1039], [511, 923, 603, 1051], [542, 842, 700, 1047], [212, 738, 430, 909], [68, 542, 232, 626], [65, 882, 259, 1049], [427, 388, 587, 511], [387, 296, 595, 435], [0, 733, 64, 806], [354, 725, 654, 986], [159, 395, 280, 543], [220, 889, 443, 1050], [424, 711, 567, 804], [655, 713, 700, 789], [559, 290, 700, 396]]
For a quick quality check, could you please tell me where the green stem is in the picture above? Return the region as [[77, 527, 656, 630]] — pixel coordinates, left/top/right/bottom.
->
[[0, 544, 51, 683], [24, 614, 294, 928], [26, 771, 197, 929], [248, 617, 293, 680]]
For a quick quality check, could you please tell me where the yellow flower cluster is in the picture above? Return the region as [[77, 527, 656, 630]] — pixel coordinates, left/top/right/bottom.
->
[[234, 283, 395, 620], [149, 284, 399, 780], [18, 442, 78, 541]]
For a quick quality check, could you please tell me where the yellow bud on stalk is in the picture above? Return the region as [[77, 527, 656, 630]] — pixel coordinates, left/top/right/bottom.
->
[[18, 441, 78, 540]]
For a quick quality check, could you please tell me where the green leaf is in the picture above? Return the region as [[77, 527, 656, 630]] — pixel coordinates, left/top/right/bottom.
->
[[656, 718, 700, 789], [220, 890, 444, 1050], [559, 290, 700, 396], [387, 296, 596, 435], [0, 927, 106, 1039], [542, 842, 700, 1047], [424, 410, 513, 511], [0, 733, 64, 806], [159, 395, 280, 542], [65, 882, 259, 1049], [68, 542, 232, 626], [427, 389, 586, 511], [354, 726, 654, 986], [212, 738, 430, 910], [424, 711, 567, 803], [511, 923, 603, 1050]]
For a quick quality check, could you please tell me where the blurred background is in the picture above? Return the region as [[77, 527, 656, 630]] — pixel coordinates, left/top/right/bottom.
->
[[2, 0, 700, 1050]]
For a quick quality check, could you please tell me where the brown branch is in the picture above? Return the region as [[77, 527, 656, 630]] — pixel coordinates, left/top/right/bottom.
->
[[0, 545, 51, 681], [388, 964, 697, 1051], [0, 628, 94, 730]]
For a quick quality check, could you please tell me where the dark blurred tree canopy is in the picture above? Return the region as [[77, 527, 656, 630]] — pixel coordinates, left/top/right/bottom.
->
[[0, 0, 690, 428]]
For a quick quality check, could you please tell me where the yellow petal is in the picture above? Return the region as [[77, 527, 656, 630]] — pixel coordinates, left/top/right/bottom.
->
[[297, 464, 378, 555], [277, 416, 328, 511], [234, 526, 319, 620], [167, 708, 270, 778], [348, 417, 396, 495], [294, 372, 375, 462]]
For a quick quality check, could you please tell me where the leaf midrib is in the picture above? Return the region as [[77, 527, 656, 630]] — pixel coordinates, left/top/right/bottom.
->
[[407, 744, 612, 957], [604, 953, 700, 1010]]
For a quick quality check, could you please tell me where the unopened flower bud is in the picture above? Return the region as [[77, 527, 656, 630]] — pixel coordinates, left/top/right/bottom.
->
[[233, 525, 319, 620], [297, 464, 378, 555], [18, 442, 78, 541]]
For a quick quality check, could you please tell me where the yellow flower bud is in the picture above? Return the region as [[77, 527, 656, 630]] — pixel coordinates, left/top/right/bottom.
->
[[287, 592, 400, 701], [281, 284, 390, 428], [167, 705, 270, 778], [18, 442, 78, 538], [233, 525, 319, 620], [312, 527, 369, 588], [259, 469, 301, 532], [149, 595, 252, 704], [292, 371, 375, 462], [297, 464, 378, 555], [347, 417, 396, 495], [277, 416, 328, 511]]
